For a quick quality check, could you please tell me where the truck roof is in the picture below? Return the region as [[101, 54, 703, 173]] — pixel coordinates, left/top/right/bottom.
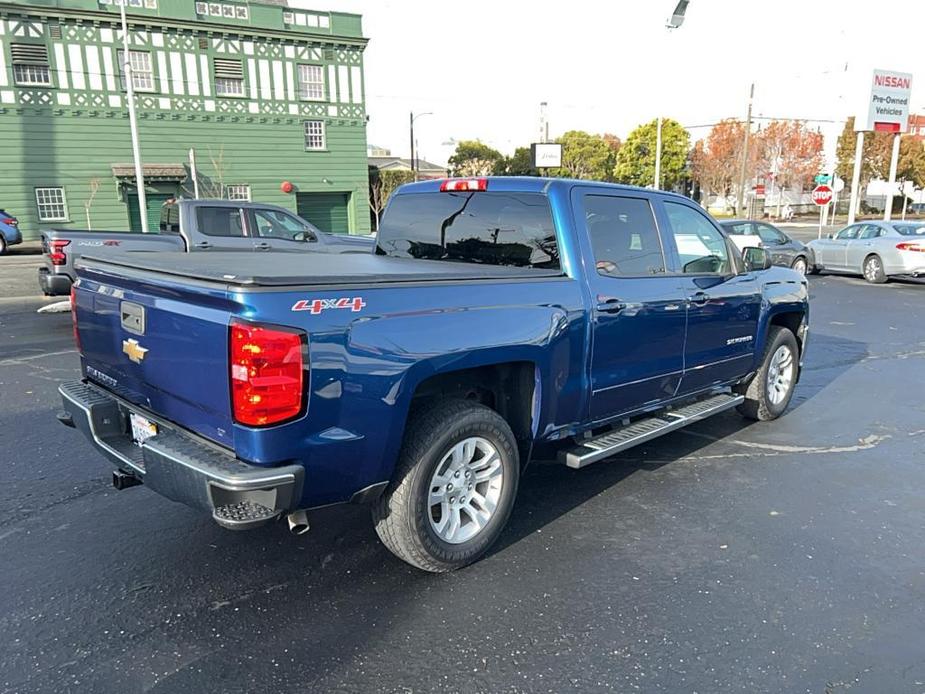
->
[[394, 176, 691, 199]]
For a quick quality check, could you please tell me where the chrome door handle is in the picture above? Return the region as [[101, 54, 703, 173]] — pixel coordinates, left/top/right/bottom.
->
[[253, 242, 272, 251], [596, 297, 627, 313], [689, 292, 710, 306], [193, 241, 211, 249]]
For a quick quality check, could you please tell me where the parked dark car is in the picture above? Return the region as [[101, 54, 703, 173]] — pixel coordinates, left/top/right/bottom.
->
[[0, 209, 22, 255], [720, 219, 814, 275]]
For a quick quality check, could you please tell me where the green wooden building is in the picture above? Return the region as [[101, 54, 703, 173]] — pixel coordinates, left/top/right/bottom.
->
[[0, 0, 371, 240]]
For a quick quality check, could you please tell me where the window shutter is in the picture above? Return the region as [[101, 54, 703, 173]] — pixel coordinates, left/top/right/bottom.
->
[[214, 58, 243, 80], [11, 44, 50, 65]]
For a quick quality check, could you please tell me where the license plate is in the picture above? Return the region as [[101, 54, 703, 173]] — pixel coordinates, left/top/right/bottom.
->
[[129, 412, 158, 446]]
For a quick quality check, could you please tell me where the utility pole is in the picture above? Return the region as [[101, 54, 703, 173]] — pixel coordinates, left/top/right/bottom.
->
[[735, 82, 754, 217], [409, 112, 433, 182], [654, 117, 662, 189], [120, 0, 148, 232], [409, 111, 416, 182]]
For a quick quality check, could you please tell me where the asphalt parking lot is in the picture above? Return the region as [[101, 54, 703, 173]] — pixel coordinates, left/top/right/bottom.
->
[[2, 239, 924, 693]]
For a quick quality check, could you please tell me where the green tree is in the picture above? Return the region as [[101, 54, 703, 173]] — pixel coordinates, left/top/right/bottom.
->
[[448, 140, 504, 177], [550, 130, 616, 180], [494, 146, 538, 176], [614, 118, 690, 188], [369, 168, 414, 229]]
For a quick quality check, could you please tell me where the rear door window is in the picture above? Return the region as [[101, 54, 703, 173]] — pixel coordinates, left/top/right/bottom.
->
[[196, 206, 245, 237], [584, 194, 666, 276], [377, 192, 560, 269], [756, 224, 787, 244], [858, 224, 883, 240]]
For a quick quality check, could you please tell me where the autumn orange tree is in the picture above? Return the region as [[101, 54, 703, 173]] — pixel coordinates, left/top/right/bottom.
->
[[756, 120, 824, 193], [689, 118, 754, 199]]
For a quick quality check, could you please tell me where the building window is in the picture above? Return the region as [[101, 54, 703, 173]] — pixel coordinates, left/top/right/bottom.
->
[[297, 64, 325, 101], [35, 188, 68, 222], [226, 184, 251, 201], [117, 50, 155, 92], [195, 1, 207, 13], [304, 120, 326, 150], [214, 58, 245, 96], [11, 44, 52, 86]]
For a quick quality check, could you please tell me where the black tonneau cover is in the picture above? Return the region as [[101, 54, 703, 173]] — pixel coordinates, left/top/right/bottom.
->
[[79, 251, 564, 287]]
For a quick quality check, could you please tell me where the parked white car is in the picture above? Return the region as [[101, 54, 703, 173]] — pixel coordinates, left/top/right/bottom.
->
[[808, 222, 925, 283]]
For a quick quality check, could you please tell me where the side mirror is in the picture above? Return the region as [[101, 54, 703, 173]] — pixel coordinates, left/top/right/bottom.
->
[[743, 246, 772, 272]]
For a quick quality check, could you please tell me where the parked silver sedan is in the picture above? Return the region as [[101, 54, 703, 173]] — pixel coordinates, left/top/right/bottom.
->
[[808, 221, 925, 283]]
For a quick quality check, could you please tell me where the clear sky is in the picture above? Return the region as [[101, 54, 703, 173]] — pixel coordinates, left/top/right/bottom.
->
[[296, 0, 924, 167]]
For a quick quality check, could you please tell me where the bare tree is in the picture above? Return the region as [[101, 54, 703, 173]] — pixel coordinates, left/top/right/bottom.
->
[[369, 169, 414, 230], [199, 145, 228, 198], [84, 177, 101, 229]]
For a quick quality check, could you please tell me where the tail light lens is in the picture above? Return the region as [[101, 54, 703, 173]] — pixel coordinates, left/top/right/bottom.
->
[[1, 217, 15, 226], [49, 239, 70, 266], [230, 321, 305, 426], [70, 285, 81, 352], [896, 242, 925, 252]]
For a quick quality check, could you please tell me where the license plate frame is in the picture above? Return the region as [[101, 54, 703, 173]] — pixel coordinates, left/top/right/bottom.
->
[[129, 412, 158, 446]]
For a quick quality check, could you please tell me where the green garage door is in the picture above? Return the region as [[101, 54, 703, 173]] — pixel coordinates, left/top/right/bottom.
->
[[296, 192, 350, 234], [128, 193, 172, 232]]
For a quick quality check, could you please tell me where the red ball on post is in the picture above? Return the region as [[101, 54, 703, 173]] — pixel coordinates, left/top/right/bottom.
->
[[280, 181, 294, 194]]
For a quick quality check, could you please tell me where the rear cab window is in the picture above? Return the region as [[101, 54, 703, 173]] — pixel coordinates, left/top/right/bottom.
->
[[159, 201, 180, 233], [376, 192, 560, 269]]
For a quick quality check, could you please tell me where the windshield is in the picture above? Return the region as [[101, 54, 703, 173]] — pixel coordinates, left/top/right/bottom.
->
[[376, 192, 560, 269], [893, 224, 925, 237]]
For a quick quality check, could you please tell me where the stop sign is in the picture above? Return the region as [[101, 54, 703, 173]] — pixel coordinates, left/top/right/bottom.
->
[[812, 185, 833, 206]]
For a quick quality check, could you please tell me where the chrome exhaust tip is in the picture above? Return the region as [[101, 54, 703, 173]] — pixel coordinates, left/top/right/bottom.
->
[[287, 510, 310, 535]]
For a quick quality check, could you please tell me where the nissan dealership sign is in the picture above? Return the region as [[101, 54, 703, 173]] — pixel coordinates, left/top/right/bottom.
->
[[857, 69, 913, 133]]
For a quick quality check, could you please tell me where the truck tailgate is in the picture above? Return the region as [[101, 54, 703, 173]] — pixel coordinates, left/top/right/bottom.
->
[[75, 264, 237, 448]]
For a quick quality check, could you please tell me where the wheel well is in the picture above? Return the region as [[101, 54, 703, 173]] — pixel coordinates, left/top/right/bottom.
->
[[769, 311, 805, 351], [411, 362, 536, 455]]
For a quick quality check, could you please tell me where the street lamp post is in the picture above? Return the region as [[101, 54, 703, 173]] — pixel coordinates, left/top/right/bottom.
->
[[119, 0, 148, 232], [409, 112, 433, 182], [655, 1, 690, 189]]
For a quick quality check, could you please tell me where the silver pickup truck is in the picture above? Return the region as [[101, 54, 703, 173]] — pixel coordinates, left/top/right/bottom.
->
[[38, 198, 374, 295]]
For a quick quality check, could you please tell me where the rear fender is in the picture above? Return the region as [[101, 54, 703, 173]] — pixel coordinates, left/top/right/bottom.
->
[[344, 304, 571, 481]]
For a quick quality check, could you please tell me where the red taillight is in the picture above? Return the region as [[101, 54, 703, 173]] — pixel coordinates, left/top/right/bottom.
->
[[440, 178, 488, 192], [49, 239, 70, 266], [1, 218, 15, 226], [230, 321, 305, 427], [896, 242, 925, 252], [70, 285, 81, 352]]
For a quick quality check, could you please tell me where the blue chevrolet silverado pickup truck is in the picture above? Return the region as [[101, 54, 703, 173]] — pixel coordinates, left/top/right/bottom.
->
[[58, 177, 809, 572]]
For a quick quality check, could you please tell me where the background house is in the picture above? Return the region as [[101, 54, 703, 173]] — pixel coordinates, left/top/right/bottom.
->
[[0, 0, 372, 239]]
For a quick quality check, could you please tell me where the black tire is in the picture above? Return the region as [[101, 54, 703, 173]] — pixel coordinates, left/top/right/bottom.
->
[[863, 254, 888, 284], [807, 263, 821, 275], [372, 399, 520, 572], [0, 236, 7, 256], [735, 326, 799, 421], [791, 256, 808, 275]]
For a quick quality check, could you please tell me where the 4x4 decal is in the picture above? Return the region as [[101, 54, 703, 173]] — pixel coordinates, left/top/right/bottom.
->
[[291, 297, 366, 314]]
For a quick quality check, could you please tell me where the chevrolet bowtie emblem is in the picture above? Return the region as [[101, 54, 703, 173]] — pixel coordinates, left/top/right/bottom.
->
[[122, 338, 148, 364]]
